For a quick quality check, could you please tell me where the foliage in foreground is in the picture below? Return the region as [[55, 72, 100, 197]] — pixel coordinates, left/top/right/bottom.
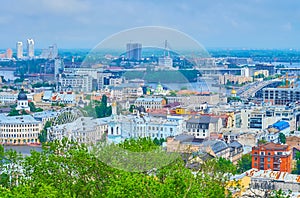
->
[[0, 138, 289, 197]]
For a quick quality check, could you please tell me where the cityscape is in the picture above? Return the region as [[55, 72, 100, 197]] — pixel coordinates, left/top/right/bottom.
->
[[1, 0, 300, 197]]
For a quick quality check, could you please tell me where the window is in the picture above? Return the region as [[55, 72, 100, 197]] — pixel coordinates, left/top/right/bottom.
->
[[260, 152, 265, 155], [268, 152, 271, 155], [254, 163, 257, 167], [268, 157, 271, 162], [254, 157, 257, 161], [267, 164, 271, 169]]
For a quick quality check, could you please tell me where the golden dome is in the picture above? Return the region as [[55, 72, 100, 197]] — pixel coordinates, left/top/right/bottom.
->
[[231, 89, 237, 95]]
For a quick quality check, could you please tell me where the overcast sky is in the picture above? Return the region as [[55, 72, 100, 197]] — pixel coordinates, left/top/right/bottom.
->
[[0, 0, 299, 49]]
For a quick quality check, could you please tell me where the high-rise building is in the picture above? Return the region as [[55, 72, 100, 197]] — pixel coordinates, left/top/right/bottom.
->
[[16, 42, 23, 59], [6, 48, 13, 59], [126, 43, 142, 60], [40, 44, 58, 59], [27, 39, 35, 58], [241, 67, 250, 77]]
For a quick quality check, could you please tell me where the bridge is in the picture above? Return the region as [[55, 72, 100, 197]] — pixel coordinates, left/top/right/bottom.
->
[[198, 67, 241, 77], [238, 79, 281, 99], [0, 67, 16, 71], [277, 68, 300, 75]]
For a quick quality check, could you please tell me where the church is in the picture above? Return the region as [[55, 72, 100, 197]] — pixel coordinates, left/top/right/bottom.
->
[[15, 89, 30, 112]]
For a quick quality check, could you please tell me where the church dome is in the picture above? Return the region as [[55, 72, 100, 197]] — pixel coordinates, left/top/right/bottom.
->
[[231, 89, 237, 95], [18, 89, 28, 100]]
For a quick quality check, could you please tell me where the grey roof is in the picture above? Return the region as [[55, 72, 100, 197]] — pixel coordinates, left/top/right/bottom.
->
[[228, 141, 243, 149], [43, 91, 52, 100], [187, 115, 219, 124], [0, 114, 40, 124], [33, 110, 58, 119], [135, 97, 164, 102], [202, 140, 228, 154], [174, 134, 194, 143]]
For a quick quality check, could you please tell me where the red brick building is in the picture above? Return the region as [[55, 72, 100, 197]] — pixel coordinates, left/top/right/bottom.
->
[[252, 143, 292, 173]]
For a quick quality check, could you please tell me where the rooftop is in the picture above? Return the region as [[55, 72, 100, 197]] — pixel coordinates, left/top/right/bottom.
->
[[0, 114, 40, 124], [254, 142, 290, 151]]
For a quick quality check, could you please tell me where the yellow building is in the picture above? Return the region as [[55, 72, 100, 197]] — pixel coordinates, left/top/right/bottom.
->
[[227, 174, 251, 197], [254, 70, 269, 78], [0, 114, 42, 145]]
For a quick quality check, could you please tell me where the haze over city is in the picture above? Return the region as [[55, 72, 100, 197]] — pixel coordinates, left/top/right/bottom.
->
[[0, 0, 299, 49]]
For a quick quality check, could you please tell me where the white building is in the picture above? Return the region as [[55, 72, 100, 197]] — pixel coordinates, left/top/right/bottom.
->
[[0, 92, 17, 104], [108, 113, 184, 141], [59, 73, 92, 92], [47, 117, 109, 144], [0, 114, 42, 145], [16, 41, 23, 59], [158, 56, 173, 69], [15, 89, 30, 111], [134, 97, 166, 111], [33, 110, 59, 125], [241, 67, 250, 77], [27, 39, 34, 58]]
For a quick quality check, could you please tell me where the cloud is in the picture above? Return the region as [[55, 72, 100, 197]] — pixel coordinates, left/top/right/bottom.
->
[[0, 0, 299, 48]]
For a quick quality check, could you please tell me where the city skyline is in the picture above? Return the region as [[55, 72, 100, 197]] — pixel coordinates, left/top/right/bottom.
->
[[0, 0, 299, 49]]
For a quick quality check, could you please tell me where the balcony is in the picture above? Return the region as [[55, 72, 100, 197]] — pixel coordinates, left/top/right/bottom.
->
[[273, 161, 281, 165]]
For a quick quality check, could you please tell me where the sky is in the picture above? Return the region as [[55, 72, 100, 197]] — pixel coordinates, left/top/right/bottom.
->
[[0, 0, 299, 49]]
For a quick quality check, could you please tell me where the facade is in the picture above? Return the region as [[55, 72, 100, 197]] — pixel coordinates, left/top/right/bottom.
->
[[241, 67, 250, 77], [47, 117, 109, 144], [251, 143, 292, 173], [126, 43, 142, 60], [16, 41, 23, 59], [229, 141, 244, 164], [59, 74, 92, 92], [241, 109, 279, 129], [0, 114, 42, 145], [219, 74, 252, 85], [6, 48, 13, 59], [158, 56, 173, 68], [186, 115, 223, 139], [245, 169, 300, 196], [134, 97, 166, 111], [108, 114, 184, 140], [263, 87, 300, 105], [255, 63, 275, 75], [27, 39, 34, 58], [167, 94, 220, 106], [0, 92, 18, 104], [254, 70, 269, 77], [33, 110, 58, 125], [40, 44, 58, 59], [111, 84, 143, 100]]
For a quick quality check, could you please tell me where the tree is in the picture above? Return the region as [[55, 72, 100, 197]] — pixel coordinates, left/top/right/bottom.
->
[[0, 138, 240, 197], [279, 133, 286, 144], [38, 121, 52, 143], [8, 109, 20, 116], [28, 102, 36, 112], [258, 139, 267, 144], [101, 95, 107, 107], [292, 151, 300, 174], [237, 154, 252, 173], [129, 105, 135, 113]]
